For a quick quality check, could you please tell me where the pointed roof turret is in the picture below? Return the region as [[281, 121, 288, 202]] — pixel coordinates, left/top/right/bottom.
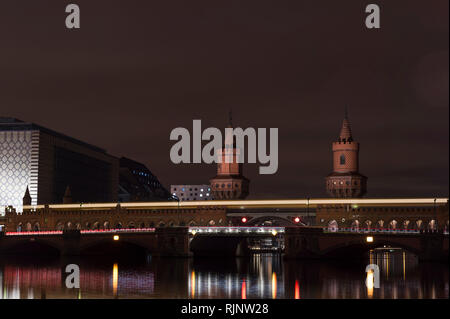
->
[[23, 186, 32, 205], [63, 185, 73, 204], [339, 108, 353, 141], [228, 109, 233, 128]]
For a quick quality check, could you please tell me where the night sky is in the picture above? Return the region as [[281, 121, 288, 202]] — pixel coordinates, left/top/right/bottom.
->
[[0, 0, 448, 199]]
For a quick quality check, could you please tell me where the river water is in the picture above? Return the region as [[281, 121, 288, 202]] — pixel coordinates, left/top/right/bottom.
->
[[0, 250, 448, 299]]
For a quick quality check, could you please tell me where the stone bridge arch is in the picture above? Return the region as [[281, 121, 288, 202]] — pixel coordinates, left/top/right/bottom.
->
[[0, 237, 64, 255], [320, 238, 423, 259], [78, 236, 156, 256]]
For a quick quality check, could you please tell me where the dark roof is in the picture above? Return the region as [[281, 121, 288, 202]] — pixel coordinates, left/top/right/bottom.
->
[[0, 117, 107, 154], [120, 157, 155, 176]]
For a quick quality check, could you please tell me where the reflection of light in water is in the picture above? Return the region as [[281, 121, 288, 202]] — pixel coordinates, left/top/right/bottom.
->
[[294, 280, 300, 299], [241, 279, 246, 299], [272, 273, 277, 299], [207, 273, 211, 296], [190, 271, 195, 298], [366, 270, 374, 298], [259, 272, 264, 297], [27, 288, 33, 299], [197, 273, 201, 296], [227, 275, 231, 298], [0, 269, 3, 299], [403, 252, 406, 281], [112, 263, 118, 297], [12, 269, 20, 299]]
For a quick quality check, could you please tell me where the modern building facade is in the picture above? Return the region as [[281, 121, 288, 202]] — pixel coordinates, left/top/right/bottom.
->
[[170, 184, 213, 201], [119, 157, 170, 202], [0, 117, 119, 212], [325, 112, 367, 198]]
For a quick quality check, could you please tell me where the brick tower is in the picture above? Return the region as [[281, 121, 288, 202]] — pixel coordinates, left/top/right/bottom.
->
[[210, 113, 249, 199], [325, 111, 367, 197]]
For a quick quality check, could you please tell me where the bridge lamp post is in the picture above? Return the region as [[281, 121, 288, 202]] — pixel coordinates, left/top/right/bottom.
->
[[366, 236, 374, 243], [113, 235, 120, 241]]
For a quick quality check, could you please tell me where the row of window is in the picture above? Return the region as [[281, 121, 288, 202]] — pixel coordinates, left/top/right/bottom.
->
[[173, 187, 211, 192], [329, 180, 359, 186], [173, 192, 211, 197], [214, 183, 240, 188]]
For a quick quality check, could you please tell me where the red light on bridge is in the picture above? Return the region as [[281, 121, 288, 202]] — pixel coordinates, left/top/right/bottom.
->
[[241, 217, 247, 223], [294, 217, 300, 223]]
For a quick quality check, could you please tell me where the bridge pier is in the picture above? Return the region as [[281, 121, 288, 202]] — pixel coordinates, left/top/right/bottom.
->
[[153, 227, 191, 257], [284, 227, 323, 259]]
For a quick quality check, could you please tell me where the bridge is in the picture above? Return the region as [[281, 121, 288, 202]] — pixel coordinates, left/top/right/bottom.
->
[[0, 226, 447, 261], [2, 198, 448, 232]]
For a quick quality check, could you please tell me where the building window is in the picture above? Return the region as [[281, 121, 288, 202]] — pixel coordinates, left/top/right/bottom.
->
[[340, 154, 345, 165]]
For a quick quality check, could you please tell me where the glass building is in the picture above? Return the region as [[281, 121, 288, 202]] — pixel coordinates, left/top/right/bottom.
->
[[0, 118, 119, 213]]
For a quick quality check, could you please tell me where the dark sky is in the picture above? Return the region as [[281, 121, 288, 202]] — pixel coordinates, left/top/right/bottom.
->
[[0, 0, 448, 199]]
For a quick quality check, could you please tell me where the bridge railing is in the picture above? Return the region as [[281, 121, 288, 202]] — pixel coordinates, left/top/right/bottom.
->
[[4, 228, 156, 236], [188, 226, 285, 235], [80, 228, 156, 234], [5, 230, 63, 236], [323, 227, 445, 234]]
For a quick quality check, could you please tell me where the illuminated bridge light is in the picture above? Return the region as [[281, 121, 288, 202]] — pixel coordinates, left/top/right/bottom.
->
[[187, 226, 285, 235]]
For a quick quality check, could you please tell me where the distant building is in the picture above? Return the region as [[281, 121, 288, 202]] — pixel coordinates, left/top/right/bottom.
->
[[0, 117, 119, 212], [119, 157, 170, 202], [325, 112, 367, 198], [170, 185, 213, 201]]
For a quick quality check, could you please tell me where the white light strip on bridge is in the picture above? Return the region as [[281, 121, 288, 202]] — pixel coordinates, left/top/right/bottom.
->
[[188, 226, 285, 234], [21, 197, 448, 211]]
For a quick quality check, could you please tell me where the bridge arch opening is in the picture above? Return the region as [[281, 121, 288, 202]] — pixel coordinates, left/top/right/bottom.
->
[[351, 220, 360, 231], [403, 220, 410, 229], [79, 240, 150, 259], [377, 220, 384, 229], [428, 220, 437, 230], [246, 216, 305, 227], [328, 220, 338, 232], [416, 220, 424, 230], [388, 220, 398, 230], [188, 220, 196, 226], [322, 240, 420, 260], [1, 240, 61, 256]]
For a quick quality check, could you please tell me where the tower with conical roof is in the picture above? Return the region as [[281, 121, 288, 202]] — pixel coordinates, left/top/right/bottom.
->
[[23, 186, 32, 206], [209, 111, 249, 199], [325, 111, 367, 198]]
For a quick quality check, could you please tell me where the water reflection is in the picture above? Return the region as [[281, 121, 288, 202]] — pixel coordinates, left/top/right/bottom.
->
[[0, 251, 447, 299]]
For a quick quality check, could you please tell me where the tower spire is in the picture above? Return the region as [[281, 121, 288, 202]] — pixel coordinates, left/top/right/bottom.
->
[[23, 185, 32, 206], [339, 108, 352, 140]]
